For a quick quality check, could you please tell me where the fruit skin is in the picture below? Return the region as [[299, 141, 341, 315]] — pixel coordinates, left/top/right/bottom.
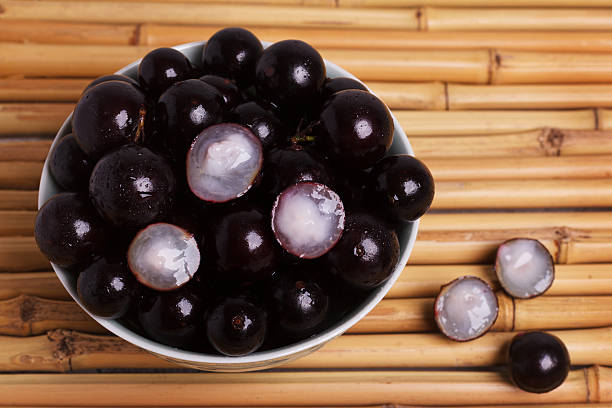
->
[[34, 193, 110, 267], [138, 47, 194, 97], [255, 40, 326, 111], [508, 331, 570, 393], [199, 75, 241, 111], [89, 145, 176, 229], [83, 74, 139, 93], [326, 213, 400, 290], [209, 206, 279, 283], [73, 81, 147, 158], [156, 79, 225, 156], [202, 27, 263, 86], [48, 133, 93, 191], [206, 296, 267, 356], [315, 90, 393, 169], [260, 145, 334, 199], [230, 101, 284, 151], [138, 285, 204, 348], [321, 77, 368, 101], [369, 154, 434, 222], [77, 257, 137, 319]]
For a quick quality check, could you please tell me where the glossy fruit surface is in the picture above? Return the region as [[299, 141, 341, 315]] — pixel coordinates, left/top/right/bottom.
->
[[255, 40, 326, 110], [128, 223, 200, 291], [434, 276, 498, 342], [73, 81, 146, 158], [271, 273, 329, 338], [261, 145, 334, 199], [315, 90, 393, 169], [271, 182, 345, 259], [35, 193, 110, 267], [369, 154, 434, 222], [210, 206, 279, 283], [186, 124, 263, 203], [200, 75, 241, 110], [138, 286, 203, 348], [77, 257, 136, 319], [138, 47, 193, 97], [231, 101, 284, 150], [207, 296, 267, 356], [321, 77, 367, 101], [508, 331, 570, 393], [326, 213, 399, 290], [84, 74, 139, 93], [89, 145, 176, 229], [156, 79, 224, 155], [48, 133, 93, 191], [202, 27, 262, 86]]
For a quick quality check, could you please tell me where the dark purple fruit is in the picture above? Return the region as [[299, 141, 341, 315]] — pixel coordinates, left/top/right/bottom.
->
[[369, 154, 434, 222], [89, 145, 176, 229], [48, 133, 93, 191], [200, 75, 241, 110], [326, 213, 399, 290], [35, 192, 109, 267], [77, 257, 136, 319], [508, 331, 570, 393], [138, 286, 203, 348], [202, 27, 262, 86], [186, 123, 263, 203], [271, 182, 344, 259], [73, 81, 146, 158], [128, 223, 200, 291], [271, 274, 329, 338], [255, 40, 326, 111], [138, 47, 193, 97], [156, 79, 224, 155], [261, 145, 334, 198], [206, 296, 267, 356], [321, 77, 367, 101], [210, 206, 279, 283], [315, 89, 393, 169], [230, 101, 284, 150], [83, 74, 139, 93]]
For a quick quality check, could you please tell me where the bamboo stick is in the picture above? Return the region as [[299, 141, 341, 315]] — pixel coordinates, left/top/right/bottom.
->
[[427, 8, 612, 31], [0, 211, 34, 236], [0, 103, 72, 136], [0, 78, 89, 102], [0, 140, 51, 161], [0, 295, 104, 336], [412, 129, 612, 158], [596, 109, 612, 131], [432, 179, 612, 210], [0, 272, 69, 301], [514, 296, 612, 331], [390, 264, 612, 298], [491, 51, 612, 84], [0, 237, 49, 272], [0, 367, 606, 406], [0, 1, 420, 30], [0, 327, 609, 372], [0, 20, 137, 45], [0, 162, 41, 189], [409, 228, 612, 265], [447, 84, 612, 110], [397, 110, 596, 136], [0, 190, 38, 210], [427, 155, 612, 181], [368, 82, 447, 111]]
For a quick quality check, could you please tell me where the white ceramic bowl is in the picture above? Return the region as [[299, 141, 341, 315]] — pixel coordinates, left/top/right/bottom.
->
[[38, 41, 419, 372]]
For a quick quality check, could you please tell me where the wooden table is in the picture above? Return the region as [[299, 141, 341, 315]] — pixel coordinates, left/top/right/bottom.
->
[[2, 0, 612, 406]]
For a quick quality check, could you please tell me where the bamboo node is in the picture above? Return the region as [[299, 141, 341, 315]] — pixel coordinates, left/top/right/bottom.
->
[[538, 128, 564, 156], [554, 227, 571, 264], [18, 294, 36, 327], [586, 365, 602, 403], [417, 7, 427, 31]]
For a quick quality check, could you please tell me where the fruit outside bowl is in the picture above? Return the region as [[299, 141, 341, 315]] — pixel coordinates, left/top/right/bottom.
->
[[38, 41, 419, 372]]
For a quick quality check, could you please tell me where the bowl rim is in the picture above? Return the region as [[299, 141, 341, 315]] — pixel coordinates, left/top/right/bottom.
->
[[38, 40, 419, 367]]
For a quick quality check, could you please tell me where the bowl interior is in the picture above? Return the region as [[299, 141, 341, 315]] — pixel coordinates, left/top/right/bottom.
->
[[38, 41, 419, 370]]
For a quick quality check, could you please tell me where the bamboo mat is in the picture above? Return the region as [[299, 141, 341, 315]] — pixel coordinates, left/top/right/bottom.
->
[[2, 0, 612, 406]]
